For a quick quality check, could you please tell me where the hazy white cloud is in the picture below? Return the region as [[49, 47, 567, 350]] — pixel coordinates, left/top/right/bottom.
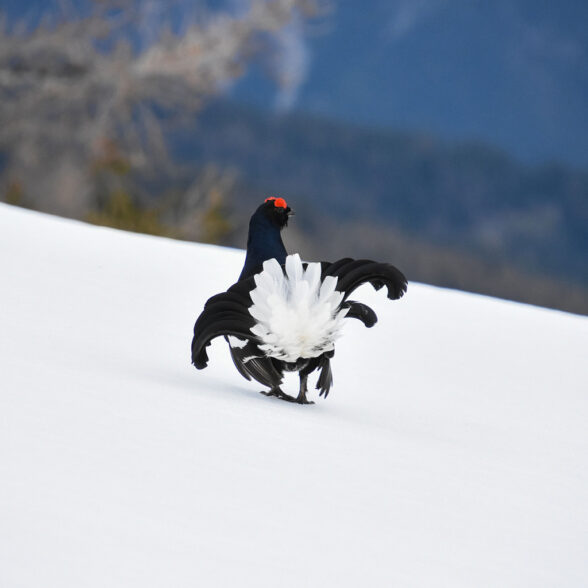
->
[[385, 0, 447, 40], [272, 15, 310, 111]]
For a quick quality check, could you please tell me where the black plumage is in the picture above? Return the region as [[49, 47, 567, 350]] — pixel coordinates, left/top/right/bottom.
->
[[238, 197, 292, 281], [191, 198, 407, 403]]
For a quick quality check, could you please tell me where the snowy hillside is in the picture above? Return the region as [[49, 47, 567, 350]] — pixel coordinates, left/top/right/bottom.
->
[[1, 202, 588, 587]]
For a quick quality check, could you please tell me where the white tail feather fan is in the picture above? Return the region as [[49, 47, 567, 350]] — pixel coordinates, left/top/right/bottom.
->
[[249, 254, 348, 362]]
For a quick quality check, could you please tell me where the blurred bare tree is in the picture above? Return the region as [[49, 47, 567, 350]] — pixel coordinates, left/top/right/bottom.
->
[[0, 0, 321, 230]]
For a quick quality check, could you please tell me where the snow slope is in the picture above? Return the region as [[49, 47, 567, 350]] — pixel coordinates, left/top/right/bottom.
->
[[1, 202, 587, 587]]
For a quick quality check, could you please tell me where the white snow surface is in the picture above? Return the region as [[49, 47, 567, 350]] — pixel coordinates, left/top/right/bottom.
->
[[1, 202, 588, 587]]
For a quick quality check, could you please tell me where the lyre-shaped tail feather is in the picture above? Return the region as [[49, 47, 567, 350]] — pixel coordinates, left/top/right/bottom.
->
[[321, 258, 407, 301], [191, 289, 256, 369], [341, 300, 378, 327]]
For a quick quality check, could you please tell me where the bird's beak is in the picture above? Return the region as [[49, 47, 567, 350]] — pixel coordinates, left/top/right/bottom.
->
[[287, 209, 295, 217]]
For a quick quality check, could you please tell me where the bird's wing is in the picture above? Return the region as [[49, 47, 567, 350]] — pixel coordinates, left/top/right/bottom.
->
[[321, 258, 407, 301], [226, 339, 283, 390], [316, 353, 334, 398]]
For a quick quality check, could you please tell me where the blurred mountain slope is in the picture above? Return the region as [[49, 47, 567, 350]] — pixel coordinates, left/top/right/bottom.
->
[[172, 101, 588, 289]]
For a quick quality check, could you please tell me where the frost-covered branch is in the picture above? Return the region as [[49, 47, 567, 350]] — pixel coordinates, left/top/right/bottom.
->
[[0, 0, 320, 215]]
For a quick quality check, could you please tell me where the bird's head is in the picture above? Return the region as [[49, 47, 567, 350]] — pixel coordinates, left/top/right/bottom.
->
[[259, 197, 294, 229]]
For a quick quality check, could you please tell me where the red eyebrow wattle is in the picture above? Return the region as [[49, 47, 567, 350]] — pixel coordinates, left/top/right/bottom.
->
[[265, 196, 287, 208]]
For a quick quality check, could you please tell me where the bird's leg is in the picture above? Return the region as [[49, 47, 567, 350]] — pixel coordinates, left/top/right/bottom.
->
[[296, 373, 315, 405]]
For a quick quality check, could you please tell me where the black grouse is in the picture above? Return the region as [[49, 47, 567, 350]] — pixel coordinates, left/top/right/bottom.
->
[[191, 197, 407, 404]]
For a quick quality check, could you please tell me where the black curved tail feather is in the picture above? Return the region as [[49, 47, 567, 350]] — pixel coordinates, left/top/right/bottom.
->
[[191, 289, 257, 369], [192, 321, 254, 369], [322, 258, 407, 301], [342, 300, 378, 327]]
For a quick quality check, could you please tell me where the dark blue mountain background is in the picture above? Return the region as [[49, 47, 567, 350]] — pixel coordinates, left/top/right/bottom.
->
[[233, 0, 588, 166]]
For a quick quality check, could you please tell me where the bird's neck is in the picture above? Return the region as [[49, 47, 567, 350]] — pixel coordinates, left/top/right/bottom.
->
[[239, 217, 287, 281]]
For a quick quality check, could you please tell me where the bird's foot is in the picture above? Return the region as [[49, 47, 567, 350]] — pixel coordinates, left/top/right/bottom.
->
[[260, 388, 296, 402], [260, 388, 314, 404]]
